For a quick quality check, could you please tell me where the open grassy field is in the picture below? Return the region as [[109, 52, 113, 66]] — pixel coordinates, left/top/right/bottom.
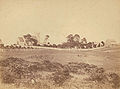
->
[[0, 45, 120, 89]]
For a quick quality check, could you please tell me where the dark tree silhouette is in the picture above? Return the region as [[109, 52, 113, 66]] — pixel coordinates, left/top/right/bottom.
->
[[66, 34, 74, 43], [73, 34, 80, 42], [43, 35, 50, 45], [81, 37, 87, 44], [23, 34, 38, 46]]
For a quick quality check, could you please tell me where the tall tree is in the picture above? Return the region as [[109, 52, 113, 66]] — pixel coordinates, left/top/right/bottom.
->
[[81, 37, 87, 44], [23, 34, 38, 46], [43, 35, 50, 44], [73, 34, 80, 42], [66, 34, 74, 42]]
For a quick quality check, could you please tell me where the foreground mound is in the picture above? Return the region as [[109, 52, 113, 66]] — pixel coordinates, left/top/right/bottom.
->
[[0, 57, 120, 89]]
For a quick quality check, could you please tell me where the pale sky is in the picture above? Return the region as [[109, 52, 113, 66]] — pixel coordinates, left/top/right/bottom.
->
[[0, 0, 120, 45]]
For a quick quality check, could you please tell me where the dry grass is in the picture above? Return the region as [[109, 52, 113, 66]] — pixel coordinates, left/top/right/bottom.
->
[[0, 45, 120, 89]]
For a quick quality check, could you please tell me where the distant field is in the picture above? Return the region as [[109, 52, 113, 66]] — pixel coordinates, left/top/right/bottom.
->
[[0, 45, 120, 74]]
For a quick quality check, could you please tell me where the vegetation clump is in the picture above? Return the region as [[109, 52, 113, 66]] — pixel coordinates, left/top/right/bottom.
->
[[0, 57, 120, 89]]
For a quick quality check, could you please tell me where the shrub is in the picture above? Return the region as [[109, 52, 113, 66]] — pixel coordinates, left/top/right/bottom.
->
[[51, 68, 71, 86]]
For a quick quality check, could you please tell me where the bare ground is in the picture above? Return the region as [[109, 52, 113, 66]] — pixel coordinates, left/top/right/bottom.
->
[[0, 45, 120, 89]]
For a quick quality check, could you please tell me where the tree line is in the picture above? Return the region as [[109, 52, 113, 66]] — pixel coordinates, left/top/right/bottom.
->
[[0, 34, 105, 49]]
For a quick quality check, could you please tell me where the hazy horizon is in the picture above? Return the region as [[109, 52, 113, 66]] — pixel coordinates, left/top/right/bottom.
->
[[0, 0, 120, 45]]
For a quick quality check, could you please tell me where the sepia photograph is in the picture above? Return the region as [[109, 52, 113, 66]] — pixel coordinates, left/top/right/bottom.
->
[[0, 0, 120, 89]]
